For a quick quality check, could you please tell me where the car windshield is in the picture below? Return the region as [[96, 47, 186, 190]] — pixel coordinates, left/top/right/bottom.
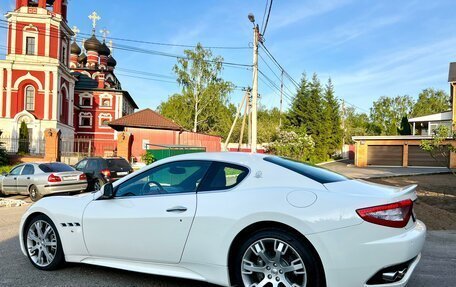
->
[[264, 156, 348, 184], [39, 163, 75, 173], [106, 159, 131, 170]]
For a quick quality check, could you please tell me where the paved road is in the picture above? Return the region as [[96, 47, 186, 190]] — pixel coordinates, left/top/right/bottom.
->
[[1, 207, 455, 286], [321, 159, 451, 179]]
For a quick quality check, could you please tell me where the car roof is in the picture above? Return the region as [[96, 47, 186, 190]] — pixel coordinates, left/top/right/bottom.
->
[[156, 152, 269, 165]]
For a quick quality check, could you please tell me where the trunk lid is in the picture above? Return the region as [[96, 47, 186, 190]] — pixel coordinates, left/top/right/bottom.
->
[[324, 179, 417, 201]]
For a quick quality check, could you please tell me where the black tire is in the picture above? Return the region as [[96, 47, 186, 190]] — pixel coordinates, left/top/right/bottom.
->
[[24, 214, 65, 270], [29, 185, 42, 202], [231, 228, 325, 287], [93, 178, 105, 191]]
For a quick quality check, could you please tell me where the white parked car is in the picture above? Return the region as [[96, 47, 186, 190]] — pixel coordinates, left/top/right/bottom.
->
[[19, 152, 425, 287]]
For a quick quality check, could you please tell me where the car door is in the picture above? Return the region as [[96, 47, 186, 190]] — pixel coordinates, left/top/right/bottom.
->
[[2, 165, 24, 194], [17, 164, 35, 195], [83, 160, 211, 264]]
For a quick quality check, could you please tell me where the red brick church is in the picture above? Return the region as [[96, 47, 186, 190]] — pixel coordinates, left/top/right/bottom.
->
[[0, 0, 138, 154]]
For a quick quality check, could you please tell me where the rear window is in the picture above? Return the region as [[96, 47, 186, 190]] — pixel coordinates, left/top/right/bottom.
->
[[39, 163, 75, 173], [106, 159, 131, 170], [264, 156, 348, 184]]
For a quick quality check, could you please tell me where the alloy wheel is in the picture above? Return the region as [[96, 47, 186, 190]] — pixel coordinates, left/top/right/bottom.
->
[[26, 220, 58, 267], [241, 238, 307, 287]]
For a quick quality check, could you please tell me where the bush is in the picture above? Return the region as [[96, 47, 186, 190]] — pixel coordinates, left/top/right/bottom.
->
[[141, 152, 156, 165], [267, 130, 315, 162]]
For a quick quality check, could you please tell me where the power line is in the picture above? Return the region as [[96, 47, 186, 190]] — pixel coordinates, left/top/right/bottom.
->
[[262, 0, 274, 36], [258, 52, 295, 96], [0, 23, 253, 69], [259, 43, 300, 89], [0, 19, 250, 50], [260, 0, 270, 32]]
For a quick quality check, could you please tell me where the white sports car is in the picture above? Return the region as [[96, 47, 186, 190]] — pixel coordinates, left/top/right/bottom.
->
[[19, 153, 426, 287]]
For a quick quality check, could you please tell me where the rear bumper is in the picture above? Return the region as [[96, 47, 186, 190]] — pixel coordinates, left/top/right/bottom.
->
[[307, 220, 426, 287], [42, 182, 88, 195]]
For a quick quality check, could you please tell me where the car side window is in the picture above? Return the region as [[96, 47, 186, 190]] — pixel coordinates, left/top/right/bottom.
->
[[75, 160, 88, 171], [9, 166, 23, 176], [21, 164, 35, 175], [199, 162, 249, 191], [116, 161, 211, 197], [86, 160, 98, 172]]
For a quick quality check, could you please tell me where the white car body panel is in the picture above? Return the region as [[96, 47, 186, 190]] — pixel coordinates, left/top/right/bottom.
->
[[19, 152, 426, 287]]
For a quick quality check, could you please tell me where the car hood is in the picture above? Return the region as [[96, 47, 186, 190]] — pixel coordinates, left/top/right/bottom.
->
[[324, 179, 417, 201]]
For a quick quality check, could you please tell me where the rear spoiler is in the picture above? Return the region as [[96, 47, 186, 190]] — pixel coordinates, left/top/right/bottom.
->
[[395, 184, 418, 201]]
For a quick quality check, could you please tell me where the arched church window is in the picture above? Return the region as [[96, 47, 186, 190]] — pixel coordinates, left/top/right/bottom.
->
[[25, 86, 35, 111]]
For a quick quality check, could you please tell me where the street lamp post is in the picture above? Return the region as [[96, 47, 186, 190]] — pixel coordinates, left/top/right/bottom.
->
[[248, 13, 259, 153]]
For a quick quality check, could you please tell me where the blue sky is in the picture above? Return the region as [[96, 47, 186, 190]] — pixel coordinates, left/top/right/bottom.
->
[[1, 0, 455, 114]]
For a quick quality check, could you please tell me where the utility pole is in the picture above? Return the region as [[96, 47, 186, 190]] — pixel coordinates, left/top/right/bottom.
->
[[279, 70, 284, 128], [224, 91, 248, 151], [248, 13, 260, 153], [239, 87, 251, 151]]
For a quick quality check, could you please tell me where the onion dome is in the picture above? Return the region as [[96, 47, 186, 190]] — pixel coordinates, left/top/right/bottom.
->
[[99, 40, 111, 56], [78, 53, 87, 64], [70, 41, 81, 55], [84, 34, 102, 52], [107, 55, 117, 67]]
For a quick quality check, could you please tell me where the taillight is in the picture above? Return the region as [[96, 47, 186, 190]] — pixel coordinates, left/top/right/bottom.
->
[[101, 169, 111, 178], [48, 174, 62, 183], [356, 200, 413, 228], [79, 174, 87, 181]]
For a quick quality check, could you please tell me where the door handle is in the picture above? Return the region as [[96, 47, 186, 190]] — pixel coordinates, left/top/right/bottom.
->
[[13, 177, 17, 180], [27, 177, 31, 180], [166, 206, 188, 213]]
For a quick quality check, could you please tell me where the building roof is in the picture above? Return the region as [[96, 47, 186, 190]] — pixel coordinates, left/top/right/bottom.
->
[[108, 108, 183, 131], [449, 62, 456, 82], [408, 111, 452, 123]]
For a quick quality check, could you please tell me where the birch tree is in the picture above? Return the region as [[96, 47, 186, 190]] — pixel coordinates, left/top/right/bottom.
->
[[173, 44, 233, 133]]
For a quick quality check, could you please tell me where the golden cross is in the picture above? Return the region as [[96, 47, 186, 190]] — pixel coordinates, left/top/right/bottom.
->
[[88, 12, 101, 30], [71, 26, 80, 41], [100, 28, 110, 41]]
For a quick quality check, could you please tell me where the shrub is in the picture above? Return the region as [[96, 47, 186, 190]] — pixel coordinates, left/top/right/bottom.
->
[[268, 130, 315, 162], [141, 152, 156, 165]]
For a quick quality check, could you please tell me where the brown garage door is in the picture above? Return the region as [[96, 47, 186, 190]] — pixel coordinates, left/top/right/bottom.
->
[[408, 145, 449, 167], [367, 145, 403, 166]]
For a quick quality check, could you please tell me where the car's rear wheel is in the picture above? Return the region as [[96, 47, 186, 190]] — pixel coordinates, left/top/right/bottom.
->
[[29, 185, 42, 202], [24, 214, 64, 270], [232, 229, 324, 287]]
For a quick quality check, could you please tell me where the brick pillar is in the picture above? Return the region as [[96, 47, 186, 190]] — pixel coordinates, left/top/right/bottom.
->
[[117, 132, 132, 162], [355, 141, 368, 167], [450, 142, 456, 169], [402, 143, 409, 167], [44, 128, 61, 162]]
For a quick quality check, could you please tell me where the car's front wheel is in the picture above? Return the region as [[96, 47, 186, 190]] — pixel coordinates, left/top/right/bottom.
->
[[232, 229, 325, 287], [24, 214, 64, 270]]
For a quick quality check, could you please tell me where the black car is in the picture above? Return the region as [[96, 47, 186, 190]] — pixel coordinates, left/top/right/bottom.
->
[[74, 157, 133, 191]]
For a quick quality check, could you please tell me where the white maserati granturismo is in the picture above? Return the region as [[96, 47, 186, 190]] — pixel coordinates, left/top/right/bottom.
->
[[19, 152, 426, 287]]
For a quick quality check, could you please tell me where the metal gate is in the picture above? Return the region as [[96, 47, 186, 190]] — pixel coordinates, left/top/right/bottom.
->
[[367, 145, 403, 166], [60, 137, 117, 165]]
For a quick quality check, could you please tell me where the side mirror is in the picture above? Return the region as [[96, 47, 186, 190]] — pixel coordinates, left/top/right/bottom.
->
[[101, 182, 114, 199]]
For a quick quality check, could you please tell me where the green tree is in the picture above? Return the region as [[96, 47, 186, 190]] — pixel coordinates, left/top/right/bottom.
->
[[342, 107, 371, 144], [0, 132, 8, 166], [171, 43, 233, 133], [397, 116, 412, 135], [412, 88, 451, 117], [421, 125, 455, 172], [323, 78, 343, 156], [268, 130, 315, 162], [370, 95, 414, 135], [18, 121, 29, 155]]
